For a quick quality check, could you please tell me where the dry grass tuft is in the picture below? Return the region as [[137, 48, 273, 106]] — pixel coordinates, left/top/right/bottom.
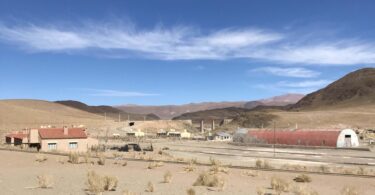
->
[[341, 186, 360, 195], [97, 153, 106, 165], [256, 186, 266, 195], [242, 170, 259, 177], [319, 165, 331, 173], [209, 164, 229, 174], [292, 185, 319, 195], [122, 189, 136, 195], [186, 187, 196, 195], [37, 174, 53, 189], [68, 152, 80, 164], [145, 181, 155, 192], [255, 159, 273, 169], [122, 161, 128, 166], [209, 157, 222, 166], [193, 172, 224, 188], [184, 161, 196, 173], [163, 170, 173, 183], [271, 176, 289, 195], [86, 170, 118, 194], [35, 154, 47, 163], [83, 151, 91, 164], [148, 161, 164, 169], [293, 174, 312, 183]]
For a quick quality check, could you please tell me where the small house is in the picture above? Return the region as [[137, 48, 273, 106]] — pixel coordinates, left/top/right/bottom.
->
[[214, 132, 233, 142]]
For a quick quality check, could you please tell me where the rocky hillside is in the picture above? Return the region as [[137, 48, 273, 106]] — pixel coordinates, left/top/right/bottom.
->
[[292, 68, 375, 109]]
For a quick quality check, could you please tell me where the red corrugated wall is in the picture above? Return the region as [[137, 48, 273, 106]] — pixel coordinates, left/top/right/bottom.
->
[[248, 130, 341, 147]]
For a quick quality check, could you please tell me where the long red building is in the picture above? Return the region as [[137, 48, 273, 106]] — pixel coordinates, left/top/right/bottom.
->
[[247, 129, 359, 147]]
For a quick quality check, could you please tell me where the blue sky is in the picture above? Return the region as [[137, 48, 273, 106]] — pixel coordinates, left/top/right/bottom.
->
[[0, 0, 374, 105]]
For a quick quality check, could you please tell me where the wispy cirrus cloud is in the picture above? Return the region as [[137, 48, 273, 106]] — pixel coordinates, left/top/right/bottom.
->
[[1, 21, 375, 65], [250, 67, 320, 78], [81, 89, 159, 97], [254, 79, 332, 94]]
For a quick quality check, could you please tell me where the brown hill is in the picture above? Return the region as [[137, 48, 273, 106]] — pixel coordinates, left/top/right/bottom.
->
[[0, 99, 104, 131], [243, 93, 304, 109], [292, 68, 375, 109], [172, 107, 249, 122], [55, 100, 159, 121]]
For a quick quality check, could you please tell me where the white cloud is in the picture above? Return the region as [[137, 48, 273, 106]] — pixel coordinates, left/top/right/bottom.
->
[[251, 67, 320, 78], [276, 80, 331, 88], [83, 89, 159, 97], [1, 22, 375, 65]]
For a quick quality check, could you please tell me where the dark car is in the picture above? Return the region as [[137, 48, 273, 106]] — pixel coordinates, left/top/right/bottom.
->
[[118, 143, 142, 152]]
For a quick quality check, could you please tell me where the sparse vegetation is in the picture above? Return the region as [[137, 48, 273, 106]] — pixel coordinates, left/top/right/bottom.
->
[[184, 161, 196, 172], [271, 176, 290, 195], [163, 170, 172, 183], [97, 153, 106, 165], [292, 185, 318, 195], [193, 171, 223, 188], [256, 186, 266, 195], [68, 152, 80, 164], [209, 157, 221, 166], [209, 164, 229, 174], [122, 189, 136, 195], [341, 186, 360, 195], [255, 159, 273, 169], [37, 174, 53, 189], [148, 161, 164, 169], [86, 170, 118, 194], [186, 188, 196, 195], [145, 181, 155, 192], [242, 170, 259, 177], [35, 154, 47, 162]]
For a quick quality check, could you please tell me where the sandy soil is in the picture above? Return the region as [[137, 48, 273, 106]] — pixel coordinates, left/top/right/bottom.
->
[[0, 150, 374, 195]]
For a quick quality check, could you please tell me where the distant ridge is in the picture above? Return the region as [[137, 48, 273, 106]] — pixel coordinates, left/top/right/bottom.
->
[[55, 100, 160, 121], [118, 93, 304, 119]]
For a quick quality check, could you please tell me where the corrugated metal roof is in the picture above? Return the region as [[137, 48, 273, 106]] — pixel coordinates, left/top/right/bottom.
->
[[248, 129, 343, 147]]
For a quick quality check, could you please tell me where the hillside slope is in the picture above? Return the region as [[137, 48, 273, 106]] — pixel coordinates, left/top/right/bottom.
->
[[0, 99, 105, 131], [292, 68, 375, 109], [55, 100, 160, 121]]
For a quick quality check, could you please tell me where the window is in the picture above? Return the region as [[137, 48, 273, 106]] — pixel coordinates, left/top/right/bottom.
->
[[69, 142, 78, 149], [48, 143, 57, 150]]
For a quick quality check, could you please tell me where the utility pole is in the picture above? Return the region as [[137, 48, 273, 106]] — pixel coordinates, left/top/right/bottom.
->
[[273, 121, 276, 158]]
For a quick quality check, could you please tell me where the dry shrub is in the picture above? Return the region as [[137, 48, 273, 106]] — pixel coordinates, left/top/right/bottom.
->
[[209, 157, 221, 166], [341, 186, 360, 195], [292, 185, 318, 195], [184, 161, 196, 173], [37, 174, 53, 189], [255, 159, 273, 169], [209, 164, 229, 174], [86, 170, 118, 194], [113, 152, 123, 158], [190, 158, 198, 164], [122, 189, 136, 195], [35, 154, 47, 163], [242, 170, 259, 177], [145, 181, 154, 192], [186, 188, 196, 195], [319, 165, 331, 173], [97, 153, 106, 165], [271, 176, 289, 195], [83, 151, 91, 164], [122, 161, 128, 166], [356, 167, 366, 175], [176, 157, 185, 162], [68, 152, 80, 164], [293, 174, 312, 183], [163, 170, 172, 183], [193, 172, 224, 188], [148, 161, 163, 169], [256, 186, 266, 195]]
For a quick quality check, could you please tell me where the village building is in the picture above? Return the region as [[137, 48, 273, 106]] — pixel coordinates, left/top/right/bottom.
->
[[156, 129, 168, 137], [5, 127, 98, 152], [126, 129, 145, 137], [247, 129, 359, 148], [213, 132, 233, 141], [167, 129, 181, 137], [180, 129, 191, 139]]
